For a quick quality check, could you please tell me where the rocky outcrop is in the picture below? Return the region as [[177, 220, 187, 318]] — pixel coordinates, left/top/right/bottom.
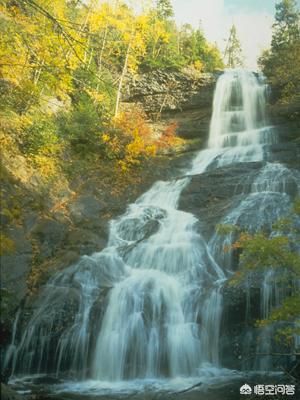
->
[[124, 70, 218, 112], [268, 142, 300, 167], [179, 157, 300, 246], [123, 70, 219, 141], [180, 155, 300, 237], [0, 384, 22, 400], [180, 162, 264, 239], [267, 89, 300, 145]]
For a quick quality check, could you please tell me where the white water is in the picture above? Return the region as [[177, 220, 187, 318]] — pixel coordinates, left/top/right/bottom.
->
[[209, 71, 269, 148], [191, 70, 275, 174], [208, 162, 296, 270], [6, 70, 299, 392]]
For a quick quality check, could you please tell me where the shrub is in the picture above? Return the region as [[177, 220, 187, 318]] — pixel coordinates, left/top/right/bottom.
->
[[56, 96, 107, 155], [0, 233, 15, 256], [157, 121, 183, 148], [111, 107, 157, 171], [22, 114, 59, 156]]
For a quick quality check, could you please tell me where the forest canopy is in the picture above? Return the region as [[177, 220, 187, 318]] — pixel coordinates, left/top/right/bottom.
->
[[0, 0, 224, 176], [259, 0, 300, 103]]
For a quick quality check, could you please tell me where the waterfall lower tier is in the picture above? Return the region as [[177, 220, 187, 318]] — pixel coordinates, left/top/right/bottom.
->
[[92, 269, 201, 380], [5, 70, 299, 390]]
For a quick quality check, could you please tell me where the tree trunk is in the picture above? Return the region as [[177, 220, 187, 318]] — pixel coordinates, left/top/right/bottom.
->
[[114, 39, 131, 117], [98, 24, 108, 74]]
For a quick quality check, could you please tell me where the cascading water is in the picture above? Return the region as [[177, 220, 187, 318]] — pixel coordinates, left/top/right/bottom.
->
[[208, 162, 297, 270], [191, 69, 275, 174], [208, 70, 269, 148], [5, 70, 299, 392]]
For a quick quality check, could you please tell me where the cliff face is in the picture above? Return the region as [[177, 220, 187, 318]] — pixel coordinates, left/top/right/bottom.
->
[[123, 69, 218, 141], [264, 77, 300, 146]]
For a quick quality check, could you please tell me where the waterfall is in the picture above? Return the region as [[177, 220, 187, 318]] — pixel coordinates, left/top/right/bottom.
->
[[6, 70, 299, 389], [208, 70, 270, 148], [191, 70, 275, 174], [208, 162, 296, 270]]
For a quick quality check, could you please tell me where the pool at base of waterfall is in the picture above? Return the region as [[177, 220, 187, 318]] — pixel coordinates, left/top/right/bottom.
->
[[9, 369, 292, 400]]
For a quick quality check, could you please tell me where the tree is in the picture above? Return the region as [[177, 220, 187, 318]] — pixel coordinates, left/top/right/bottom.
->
[[180, 25, 205, 65], [156, 0, 174, 20], [224, 24, 244, 68], [272, 0, 300, 50], [259, 0, 300, 103], [0, 0, 225, 174]]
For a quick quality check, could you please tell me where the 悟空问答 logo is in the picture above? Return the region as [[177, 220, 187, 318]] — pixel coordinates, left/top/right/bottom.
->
[[240, 384, 252, 395]]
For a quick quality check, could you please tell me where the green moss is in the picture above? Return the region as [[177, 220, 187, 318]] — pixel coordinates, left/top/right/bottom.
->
[[0, 233, 15, 256]]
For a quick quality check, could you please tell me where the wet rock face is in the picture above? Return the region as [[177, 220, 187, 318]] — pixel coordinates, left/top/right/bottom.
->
[[220, 283, 261, 370], [115, 206, 166, 243], [0, 383, 22, 400], [179, 158, 300, 370], [0, 226, 32, 305], [123, 70, 219, 140], [267, 90, 300, 147], [69, 195, 104, 224], [268, 142, 300, 167], [179, 162, 265, 239], [179, 155, 300, 239]]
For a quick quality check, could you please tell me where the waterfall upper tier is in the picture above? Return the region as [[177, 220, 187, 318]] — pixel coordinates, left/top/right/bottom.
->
[[191, 70, 277, 174], [209, 70, 273, 148]]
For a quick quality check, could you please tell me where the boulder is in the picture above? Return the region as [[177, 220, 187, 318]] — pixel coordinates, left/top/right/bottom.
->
[[69, 195, 103, 224], [31, 218, 67, 258], [0, 384, 22, 400], [179, 162, 264, 239], [66, 229, 107, 255], [0, 226, 32, 303]]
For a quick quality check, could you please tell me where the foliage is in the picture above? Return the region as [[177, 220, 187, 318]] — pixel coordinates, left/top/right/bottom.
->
[[232, 198, 300, 277], [141, 17, 224, 72], [216, 223, 240, 235], [229, 199, 300, 337], [179, 25, 224, 72], [265, 295, 300, 325], [0, 190, 22, 223], [0, 0, 82, 97], [22, 113, 59, 155], [0, 0, 223, 176], [0, 233, 15, 256], [112, 107, 157, 171], [224, 25, 244, 68], [272, 0, 300, 50], [157, 122, 183, 149], [259, 0, 300, 103], [56, 97, 107, 155], [156, 0, 174, 20]]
